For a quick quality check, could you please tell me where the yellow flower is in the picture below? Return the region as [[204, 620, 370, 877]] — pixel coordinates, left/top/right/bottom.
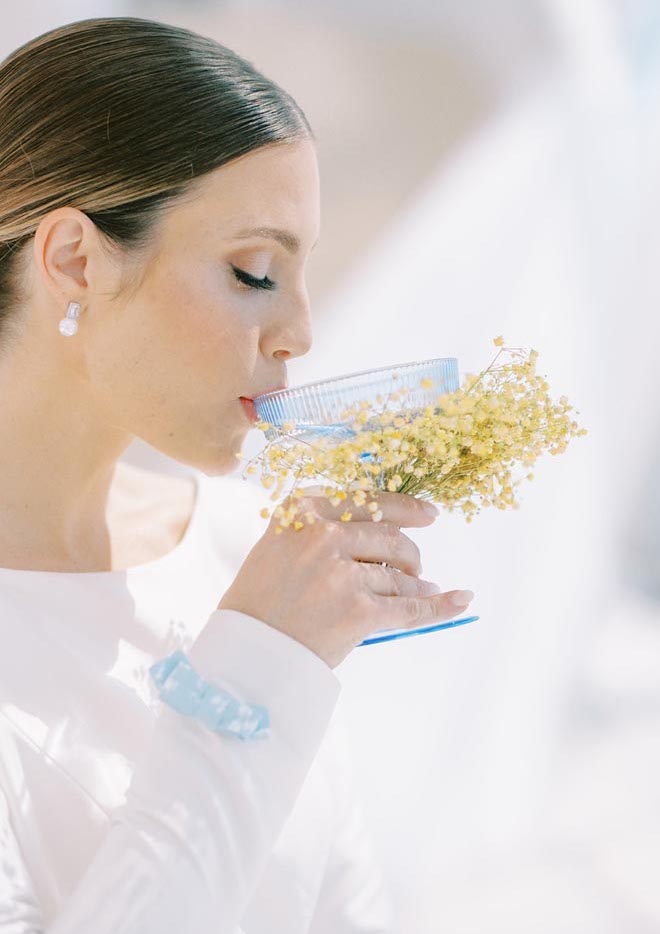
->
[[248, 338, 586, 529]]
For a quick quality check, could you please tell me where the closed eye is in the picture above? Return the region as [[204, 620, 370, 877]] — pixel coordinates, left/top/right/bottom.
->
[[230, 264, 277, 291]]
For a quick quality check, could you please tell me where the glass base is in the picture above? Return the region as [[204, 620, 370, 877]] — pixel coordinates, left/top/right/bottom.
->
[[356, 614, 478, 646]]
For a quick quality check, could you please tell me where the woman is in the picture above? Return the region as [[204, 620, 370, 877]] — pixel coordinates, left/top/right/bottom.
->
[[0, 17, 475, 933]]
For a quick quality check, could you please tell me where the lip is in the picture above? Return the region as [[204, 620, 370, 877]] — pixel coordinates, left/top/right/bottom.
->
[[240, 383, 288, 402], [239, 397, 259, 423]]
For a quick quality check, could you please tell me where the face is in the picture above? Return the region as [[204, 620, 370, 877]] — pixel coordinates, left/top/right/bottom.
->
[[34, 138, 320, 477]]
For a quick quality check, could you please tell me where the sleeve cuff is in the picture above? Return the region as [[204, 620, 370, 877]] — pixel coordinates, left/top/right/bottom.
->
[[187, 608, 342, 757]]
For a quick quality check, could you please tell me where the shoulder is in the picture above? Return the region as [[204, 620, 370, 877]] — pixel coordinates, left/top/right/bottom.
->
[[196, 470, 274, 561], [112, 461, 197, 550], [117, 460, 273, 545], [199, 469, 272, 518], [113, 460, 196, 523]]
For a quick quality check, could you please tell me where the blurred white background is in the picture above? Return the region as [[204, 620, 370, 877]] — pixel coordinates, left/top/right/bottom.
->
[[4, 1, 660, 931]]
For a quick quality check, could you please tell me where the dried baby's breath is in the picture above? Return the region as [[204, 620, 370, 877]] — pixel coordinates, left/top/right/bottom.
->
[[237, 339, 588, 529]]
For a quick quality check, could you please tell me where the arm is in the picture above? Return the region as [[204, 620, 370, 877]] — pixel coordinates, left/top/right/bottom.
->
[[307, 715, 399, 934], [0, 785, 44, 933], [1, 609, 341, 934]]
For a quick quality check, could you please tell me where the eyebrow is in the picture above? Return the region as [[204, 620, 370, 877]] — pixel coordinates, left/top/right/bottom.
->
[[231, 226, 318, 254]]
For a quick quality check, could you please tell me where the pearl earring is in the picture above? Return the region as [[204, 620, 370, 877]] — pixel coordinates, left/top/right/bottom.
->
[[58, 301, 81, 337]]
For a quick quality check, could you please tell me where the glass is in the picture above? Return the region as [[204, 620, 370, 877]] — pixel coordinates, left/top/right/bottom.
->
[[253, 357, 478, 646], [253, 356, 460, 443]]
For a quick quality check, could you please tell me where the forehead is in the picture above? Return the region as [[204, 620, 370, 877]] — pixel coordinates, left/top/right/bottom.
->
[[188, 139, 320, 233]]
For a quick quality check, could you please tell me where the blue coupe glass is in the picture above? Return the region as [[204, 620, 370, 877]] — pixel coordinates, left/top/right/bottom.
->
[[253, 357, 478, 646]]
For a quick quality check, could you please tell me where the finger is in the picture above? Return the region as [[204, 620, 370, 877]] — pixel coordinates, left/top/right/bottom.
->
[[358, 562, 442, 599], [348, 522, 422, 577], [295, 485, 438, 528], [370, 589, 474, 630]]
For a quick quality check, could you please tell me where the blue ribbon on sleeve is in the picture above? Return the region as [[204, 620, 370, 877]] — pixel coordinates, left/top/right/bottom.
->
[[148, 650, 270, 741]]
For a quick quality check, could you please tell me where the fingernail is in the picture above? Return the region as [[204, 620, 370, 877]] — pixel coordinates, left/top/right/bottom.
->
[[450, 589, 474, 606], [421, 500, 439, 517]]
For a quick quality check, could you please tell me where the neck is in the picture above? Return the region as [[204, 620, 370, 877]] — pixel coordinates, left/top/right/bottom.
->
[[0, 341, 133, 570]]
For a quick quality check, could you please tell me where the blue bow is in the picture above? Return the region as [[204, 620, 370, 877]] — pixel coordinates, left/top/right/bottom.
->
[[149, 650, 270, 741]]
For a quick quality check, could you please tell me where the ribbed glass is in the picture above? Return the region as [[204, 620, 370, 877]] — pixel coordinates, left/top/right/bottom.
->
[[253, 357, 459, 442], [252, 356, 476, 647]]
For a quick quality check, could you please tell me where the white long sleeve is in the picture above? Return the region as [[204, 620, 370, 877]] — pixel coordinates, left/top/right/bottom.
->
[[306, 717, 398, 934], [0, 784, 43, 933], [0, 608, 341, 933]]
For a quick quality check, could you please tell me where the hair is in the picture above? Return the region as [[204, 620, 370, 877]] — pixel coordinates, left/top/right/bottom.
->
[[0, 16, 314, 350]]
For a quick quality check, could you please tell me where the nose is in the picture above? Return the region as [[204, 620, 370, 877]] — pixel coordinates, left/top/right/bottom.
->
[[264, 292, 313, 361]]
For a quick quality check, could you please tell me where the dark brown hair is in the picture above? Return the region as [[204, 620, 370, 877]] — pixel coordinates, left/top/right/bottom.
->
[[0, 16, 313, 350]]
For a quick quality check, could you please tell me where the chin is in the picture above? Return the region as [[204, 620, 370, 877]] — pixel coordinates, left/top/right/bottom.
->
[[172, 414, 252, 477], [196, 441, 248, 478]]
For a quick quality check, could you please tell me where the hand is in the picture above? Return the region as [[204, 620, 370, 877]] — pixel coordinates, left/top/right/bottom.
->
[[216, 488, 474, 669]]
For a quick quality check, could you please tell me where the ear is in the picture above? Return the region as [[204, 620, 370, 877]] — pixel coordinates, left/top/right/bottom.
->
[[33, 207, 103, 308]]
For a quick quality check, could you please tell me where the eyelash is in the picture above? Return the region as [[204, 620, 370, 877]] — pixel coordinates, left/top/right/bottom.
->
[[230, 264, 277, 292]]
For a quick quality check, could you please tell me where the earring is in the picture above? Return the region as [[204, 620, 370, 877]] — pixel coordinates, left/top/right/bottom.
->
[[58, 301, 81, 337]]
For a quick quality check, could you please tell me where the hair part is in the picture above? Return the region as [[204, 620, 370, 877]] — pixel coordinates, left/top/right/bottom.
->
[[0, 16, 314, 350]]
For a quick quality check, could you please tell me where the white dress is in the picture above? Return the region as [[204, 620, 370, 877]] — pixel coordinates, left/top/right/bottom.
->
[[0, 469, 397, 933]]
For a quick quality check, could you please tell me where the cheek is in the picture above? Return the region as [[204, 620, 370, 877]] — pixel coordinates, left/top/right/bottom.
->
[[162, 272, 260, 381], [95, 267, 260, 405]]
